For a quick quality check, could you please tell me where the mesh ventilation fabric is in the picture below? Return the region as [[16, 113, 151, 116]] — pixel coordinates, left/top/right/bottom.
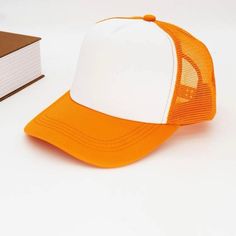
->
[[156, 21, 216, 125]]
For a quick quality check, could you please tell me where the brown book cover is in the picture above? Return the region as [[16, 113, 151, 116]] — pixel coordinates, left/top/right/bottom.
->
[[0, 31, 41, 57], [0, 31, 44, 101]]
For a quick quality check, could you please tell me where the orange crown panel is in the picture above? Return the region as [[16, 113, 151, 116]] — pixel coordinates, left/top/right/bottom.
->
[[156, 21, 216, 125]]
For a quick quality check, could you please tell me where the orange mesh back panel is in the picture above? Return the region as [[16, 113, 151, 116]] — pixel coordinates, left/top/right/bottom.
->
[[156, 21, 216, 125]]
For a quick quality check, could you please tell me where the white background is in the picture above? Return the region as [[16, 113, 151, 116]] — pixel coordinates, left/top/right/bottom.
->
[[0, 1, 236, 235]]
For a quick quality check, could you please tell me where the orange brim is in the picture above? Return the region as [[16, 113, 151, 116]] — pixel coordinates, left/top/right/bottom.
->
[[25, 92, 178, 168]]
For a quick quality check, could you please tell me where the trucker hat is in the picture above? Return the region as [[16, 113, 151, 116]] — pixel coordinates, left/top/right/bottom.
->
[[25, 14, 216, 168]]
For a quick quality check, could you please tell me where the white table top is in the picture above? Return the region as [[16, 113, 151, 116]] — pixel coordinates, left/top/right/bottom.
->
[[0, 1, 236, 235]]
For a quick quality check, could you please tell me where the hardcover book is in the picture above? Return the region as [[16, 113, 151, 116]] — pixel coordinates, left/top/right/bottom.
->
[[0, 31, 44, 101]]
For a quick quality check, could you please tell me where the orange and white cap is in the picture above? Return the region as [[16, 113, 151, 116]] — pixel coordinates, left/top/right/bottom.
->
[[25, 14, 216, 168]]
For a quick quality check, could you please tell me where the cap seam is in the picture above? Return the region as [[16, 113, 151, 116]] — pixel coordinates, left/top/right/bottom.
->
[[33, 118, 160, 152], [35, 115, 156, 148], [154, 21, 178, 124], [42, 113, 153, 143]]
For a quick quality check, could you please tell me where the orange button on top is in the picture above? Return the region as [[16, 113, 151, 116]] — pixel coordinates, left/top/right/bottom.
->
[[143, 14, 156, 22]]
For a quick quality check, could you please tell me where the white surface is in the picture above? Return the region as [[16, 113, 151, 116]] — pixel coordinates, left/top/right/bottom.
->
[[0, 41, 41, 97], [0, 1, 236, 236], [71, 18, 176, 123]]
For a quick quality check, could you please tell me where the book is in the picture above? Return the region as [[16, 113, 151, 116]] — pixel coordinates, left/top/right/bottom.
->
[[0, 31, 44, 101]]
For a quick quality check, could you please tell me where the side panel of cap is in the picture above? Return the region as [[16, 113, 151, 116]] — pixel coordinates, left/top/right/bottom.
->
[[70, 19, 177, 124]]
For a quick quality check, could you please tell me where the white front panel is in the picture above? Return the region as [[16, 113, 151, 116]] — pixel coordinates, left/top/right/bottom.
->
[[70, 19, 176, 124]]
